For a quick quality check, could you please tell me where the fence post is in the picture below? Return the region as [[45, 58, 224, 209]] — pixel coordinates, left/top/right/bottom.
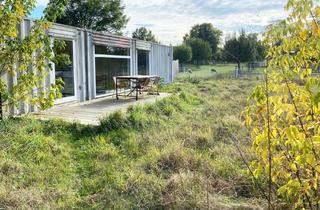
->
[[235, 66, 239, 78]]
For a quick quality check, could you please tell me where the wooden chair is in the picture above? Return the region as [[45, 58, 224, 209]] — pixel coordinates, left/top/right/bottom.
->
[[139, 78, 151, 93], [152, 77, 161, 95], [138, 77, 160, 95]]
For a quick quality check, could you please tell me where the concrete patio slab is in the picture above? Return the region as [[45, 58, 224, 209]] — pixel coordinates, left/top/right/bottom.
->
[[34, 93, 170, 125]]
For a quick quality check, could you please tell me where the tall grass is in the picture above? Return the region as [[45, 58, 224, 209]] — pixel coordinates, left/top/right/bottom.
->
[[0, 77, 264, 209]]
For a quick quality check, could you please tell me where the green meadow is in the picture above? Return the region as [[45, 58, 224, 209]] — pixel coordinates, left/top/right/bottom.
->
[[0, 68, 265, 209]]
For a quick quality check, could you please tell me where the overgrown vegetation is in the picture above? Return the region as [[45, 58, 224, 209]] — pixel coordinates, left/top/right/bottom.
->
[[0, 75, 264, 209], [0, 0, 68, 114], [245, 0, 320, 208]]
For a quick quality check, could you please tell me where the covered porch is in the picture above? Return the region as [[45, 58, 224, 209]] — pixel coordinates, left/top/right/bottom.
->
[[34, 93, 170, 125]]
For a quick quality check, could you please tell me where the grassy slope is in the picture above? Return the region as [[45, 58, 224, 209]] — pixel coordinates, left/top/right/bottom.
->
[[0, 73, 265, 209]]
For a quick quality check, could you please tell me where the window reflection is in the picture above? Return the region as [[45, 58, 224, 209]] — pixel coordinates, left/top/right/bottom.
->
[[54, 40, 74, 98], [138, 50, 149, 75], [95, 58, 130, 95], [95, 46, 130, 56]]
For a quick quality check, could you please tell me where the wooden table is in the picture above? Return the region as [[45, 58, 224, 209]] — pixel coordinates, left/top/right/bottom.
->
[[115, 75, 160, 101]]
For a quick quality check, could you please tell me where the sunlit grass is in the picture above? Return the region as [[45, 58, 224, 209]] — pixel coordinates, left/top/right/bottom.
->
[[0, 72, 265, 209]]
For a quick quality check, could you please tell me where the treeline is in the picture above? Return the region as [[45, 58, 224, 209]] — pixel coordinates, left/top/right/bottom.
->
[[174, 23, 266, 67]]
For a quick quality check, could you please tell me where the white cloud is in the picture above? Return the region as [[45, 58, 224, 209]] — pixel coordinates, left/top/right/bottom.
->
[[122, 0, 288, 45], [36, 0, 48, 6], [36, 0, 288, 45]]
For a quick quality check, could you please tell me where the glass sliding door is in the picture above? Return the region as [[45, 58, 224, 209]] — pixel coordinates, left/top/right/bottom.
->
[[137, 50, 149, 75], [95, 58, 130, 95], [53, 39, 76, 101], [94, 45, 131, 96]]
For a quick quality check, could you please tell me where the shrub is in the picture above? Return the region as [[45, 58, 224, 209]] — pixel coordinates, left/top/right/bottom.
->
[[127, 105, 150, 129], [99, 111, 127, 132]]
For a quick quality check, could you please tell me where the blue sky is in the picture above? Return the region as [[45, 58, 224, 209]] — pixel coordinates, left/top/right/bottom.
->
[[33, 0, 288, 45]]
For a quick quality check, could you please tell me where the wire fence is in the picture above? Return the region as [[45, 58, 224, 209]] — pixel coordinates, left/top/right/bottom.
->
[[235, 67, 265, 78], [178, 64, 266, 80]]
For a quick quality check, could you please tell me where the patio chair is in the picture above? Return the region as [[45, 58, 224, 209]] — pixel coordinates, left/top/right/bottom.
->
[[139, 78, 152, 94], [125, 77, 148, 97], [113, 77, 129, 98], [141, 77, 160, 95]]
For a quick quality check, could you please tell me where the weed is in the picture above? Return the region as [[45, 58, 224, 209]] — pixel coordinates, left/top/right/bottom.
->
[[0, 76, 264, 209]]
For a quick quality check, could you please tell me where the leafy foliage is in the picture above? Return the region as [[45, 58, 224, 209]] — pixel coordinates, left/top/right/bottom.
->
[[56, 0, 128, 33], [245, 0, 320, 208], [0, 0, 68, 112], [52, 40, 72, 69], [184, 23, 222, 58], [186, 38, 212, 65], [223, 31, 266, 67], [132, 27, 158, 42], [173, 44, 192, 64]]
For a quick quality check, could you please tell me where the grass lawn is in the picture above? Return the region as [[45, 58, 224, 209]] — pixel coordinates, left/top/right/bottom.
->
[[0, 71, 265, 209], [178, 63, 265, 79], [179, 64, 237, 78]]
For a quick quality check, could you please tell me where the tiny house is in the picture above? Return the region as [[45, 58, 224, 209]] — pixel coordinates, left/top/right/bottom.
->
[[2, 19, 174, 116]]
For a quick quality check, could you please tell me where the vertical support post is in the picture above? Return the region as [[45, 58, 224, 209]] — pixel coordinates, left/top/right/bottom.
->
[[116, 77, 119, 100], [235, 66, 239, 78]]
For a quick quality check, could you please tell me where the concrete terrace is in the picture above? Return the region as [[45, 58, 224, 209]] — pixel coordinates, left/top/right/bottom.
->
[[34, 93, 170, 126]]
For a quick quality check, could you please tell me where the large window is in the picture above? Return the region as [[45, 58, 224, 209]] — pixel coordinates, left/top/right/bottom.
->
[[95, 58, 130, 94], [95, 45, 131, 95], [95, 46, 130, 56], [53, 39, 75, 98], [138, 50, 149, 75]]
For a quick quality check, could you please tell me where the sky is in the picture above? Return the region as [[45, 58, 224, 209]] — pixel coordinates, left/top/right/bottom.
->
[[32, 0, 288, 45]]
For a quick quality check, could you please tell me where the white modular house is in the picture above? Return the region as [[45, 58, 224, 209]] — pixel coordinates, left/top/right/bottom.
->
[[2, 19, 174, 116]]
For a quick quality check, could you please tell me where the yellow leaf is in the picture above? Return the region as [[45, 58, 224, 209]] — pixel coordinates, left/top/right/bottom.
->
[[299, 30, 308, 41]]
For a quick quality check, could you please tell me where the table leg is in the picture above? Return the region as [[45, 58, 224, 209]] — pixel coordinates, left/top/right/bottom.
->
[[116, 78, 119, 100], [136, 88, 138, 101]]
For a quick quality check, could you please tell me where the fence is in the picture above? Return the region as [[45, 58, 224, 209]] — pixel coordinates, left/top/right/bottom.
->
[[235, 66, 265, 78], [207, 65, 264, 79], [172, 60, 179, 79]]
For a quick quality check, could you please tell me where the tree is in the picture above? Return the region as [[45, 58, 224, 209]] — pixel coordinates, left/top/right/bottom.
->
[[184, 23, 222, 58], [223, 31, 266, 70], [56, 0, 128, 33], [245, 0, 320, 208], [132, 27, 157, 42], [0, 0, 68, 118], [173, 44, 192, 64], [187, 39, 212, 66]]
